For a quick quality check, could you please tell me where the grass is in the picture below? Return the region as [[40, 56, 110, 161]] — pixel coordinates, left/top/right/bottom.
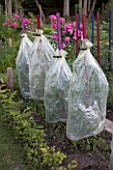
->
[[0, 125, 27, 170]]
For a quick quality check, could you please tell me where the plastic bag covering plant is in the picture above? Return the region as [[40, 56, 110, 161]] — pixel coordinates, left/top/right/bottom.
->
[[110, 133, 113, 170], [29, 30, 56, 101], [66, 39, 109, 141], [44, 49, 72, 123], [16, 34, 32, 99]]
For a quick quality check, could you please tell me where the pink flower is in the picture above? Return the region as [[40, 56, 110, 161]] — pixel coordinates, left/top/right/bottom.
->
[[67, 28, 73, 34], [24, 18, 30, 24], [60, 17, 65, 23], [73, 36, 76, 40], [14, 13, 20, 19], [50, 15, 57, 21], [78, 30, 82, 37], [64, 23, 72, 30], [72, 21, 76, 26], [12, 22, 18, 28], [80, 33, 83, 40], [27, 27, 31, 30], [64, 37, 70, 43], [52, 33, 58, 40], [6, 19, 12, 26], [62, 43, 66, 48], [80, 24, 83, 29], [51, 22, 57, 29], [62, 30, 66, 34]]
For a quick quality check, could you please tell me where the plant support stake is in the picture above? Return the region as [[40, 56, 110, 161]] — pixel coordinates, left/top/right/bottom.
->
[[108, 10, 112, 70], [78, 14, 80, 31], [22, 13, 24, 34], [76, 13, 79, 56], [37, 15, 40, 30], [7, 67, 13, 91], [97, 12, 100, 65], [82, 13, 87, 39], [57, 12, 62, 51], [92, 13, 94, 45]]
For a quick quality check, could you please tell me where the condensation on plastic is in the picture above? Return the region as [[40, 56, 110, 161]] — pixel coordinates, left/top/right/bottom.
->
[[110, 133, 113, 170], [44, 49, 72, 123], [16, 34, 32, 99], [66, 39, 109, 141], [29, 30, 56, 101]]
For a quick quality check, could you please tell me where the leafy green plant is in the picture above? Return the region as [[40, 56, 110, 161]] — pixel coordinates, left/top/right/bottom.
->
[[0, 89, 68, 170]]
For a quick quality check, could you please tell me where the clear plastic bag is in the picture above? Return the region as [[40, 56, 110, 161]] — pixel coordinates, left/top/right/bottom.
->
[[44, 49, 72, 123], [110, 133, 113, 170], [16, 34, 32, 99], [29, 30, 55, 101], [66, 39, 109, 141]]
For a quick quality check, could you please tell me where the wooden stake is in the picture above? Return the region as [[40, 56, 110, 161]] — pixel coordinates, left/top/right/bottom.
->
[[92, 13, 94, 44], [97, 12, 100, 65], [37, 15, 40, 30], [76, 13, 79, 56], [82, 13, 87, 39], [22, 13, 24, 34], [109, 10, 112, 51], [7, 67, 13, 91], [108, 10, 112, 70], [102, 3, 104, 20], [57, 12, 62, 51]]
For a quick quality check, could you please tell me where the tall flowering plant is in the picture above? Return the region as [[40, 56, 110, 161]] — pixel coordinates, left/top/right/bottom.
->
[[50, 14, 83, 50], [3, 13, 34, 37]]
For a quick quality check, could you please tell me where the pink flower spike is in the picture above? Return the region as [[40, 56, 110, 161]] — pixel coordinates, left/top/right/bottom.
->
[[60, 17, 65, 23], [50, 15, 57, 21]]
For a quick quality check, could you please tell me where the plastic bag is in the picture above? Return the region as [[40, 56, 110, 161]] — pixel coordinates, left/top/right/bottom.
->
[[110, 133, 113, 170], [29, 30, 55, 101], [16, 34, 32, 99], [44, 49, 72, 123], [66, 39, 109, 141]]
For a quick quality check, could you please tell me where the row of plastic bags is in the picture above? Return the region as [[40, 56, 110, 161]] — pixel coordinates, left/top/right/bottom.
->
[[16, 30, 55, 100], [16, 31, 109, 142]]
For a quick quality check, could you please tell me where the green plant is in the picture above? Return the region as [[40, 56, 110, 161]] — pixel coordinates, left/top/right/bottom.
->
[[0, 89, 68, 170]]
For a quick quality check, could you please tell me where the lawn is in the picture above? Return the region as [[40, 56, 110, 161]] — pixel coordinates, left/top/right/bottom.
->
[[0, 125, 27, 170]]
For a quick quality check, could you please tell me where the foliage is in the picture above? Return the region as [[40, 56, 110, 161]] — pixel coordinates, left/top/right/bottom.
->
[[90, 20, 113, 109], [0, 6, 36, 73], [0, 41, 19, 73], [0, 72, 111, 169], [0, 89, 69, 170], [0, 126, 28, 170], [3, 13, 35, 38], [49, 14, 83, 68], [49, 14, 83, 49]]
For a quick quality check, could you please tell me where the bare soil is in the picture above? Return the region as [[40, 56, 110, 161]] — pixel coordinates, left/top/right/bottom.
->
[[33, 106, 113, 170]]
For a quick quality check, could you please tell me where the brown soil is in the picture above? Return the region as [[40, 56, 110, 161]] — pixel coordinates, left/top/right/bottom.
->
[[33, 106, 112, 170]]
